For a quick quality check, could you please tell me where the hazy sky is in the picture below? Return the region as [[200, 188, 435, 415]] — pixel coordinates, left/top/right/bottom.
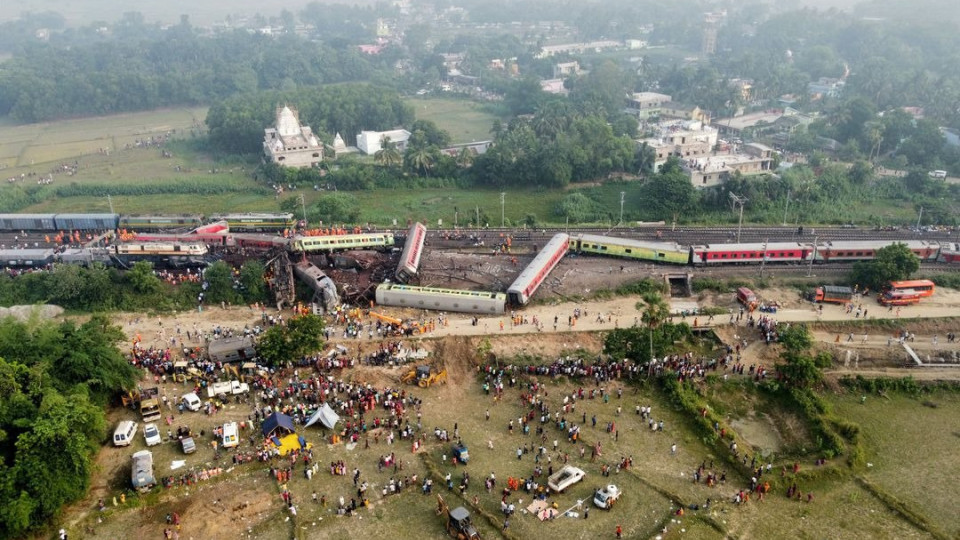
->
[[0, 0, 372, 26]]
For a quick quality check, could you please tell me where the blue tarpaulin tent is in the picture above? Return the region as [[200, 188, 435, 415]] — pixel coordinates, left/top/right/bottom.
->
[[261, 412, 295, 438]]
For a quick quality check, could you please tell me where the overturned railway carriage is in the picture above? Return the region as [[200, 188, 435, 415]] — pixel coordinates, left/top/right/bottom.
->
[[396, 222, 427, 283], [292, 233, 395, 253], [570, 234, 688, 264], [507, 233, 569, 305], [0, 249, 55, 267], [376, 283, 506, 315]]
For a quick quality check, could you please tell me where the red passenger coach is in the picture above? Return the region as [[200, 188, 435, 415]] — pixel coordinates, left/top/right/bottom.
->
[[937, 243, 960, 263], [815, 241, 940, 263], [507, 233, 569, 305], [692, 242, 813, 265]]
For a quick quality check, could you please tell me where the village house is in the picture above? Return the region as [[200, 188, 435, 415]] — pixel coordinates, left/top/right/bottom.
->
[[660, 102, 711, 124], [263, 105, 323, 168], [626, 92, 672, 120], [683, 152, 774, 188]]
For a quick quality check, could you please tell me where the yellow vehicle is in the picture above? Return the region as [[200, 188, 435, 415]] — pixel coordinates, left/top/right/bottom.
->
[[402, 365, 447, 387]]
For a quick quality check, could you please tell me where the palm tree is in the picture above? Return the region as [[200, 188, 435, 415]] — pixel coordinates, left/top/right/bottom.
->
[[405, 146, 434, 176], [374, 137, 402, 168], [637, 292, 671, 362], [455, 146, 476, 168]]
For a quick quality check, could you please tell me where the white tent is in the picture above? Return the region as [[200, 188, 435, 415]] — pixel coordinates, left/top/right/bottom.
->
[[305, 403, 340, 429]]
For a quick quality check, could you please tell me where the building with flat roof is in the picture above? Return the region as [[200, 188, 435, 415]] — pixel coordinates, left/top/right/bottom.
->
[[356, 129, 412, 155], [683, 153, 774, 188], [626, 92, 672, 120], [263, 106, 323, 168]]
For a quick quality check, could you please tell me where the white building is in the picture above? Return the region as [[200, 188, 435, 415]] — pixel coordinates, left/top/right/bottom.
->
[[263, 105, 323, 168], [356, 129, 412, 155]]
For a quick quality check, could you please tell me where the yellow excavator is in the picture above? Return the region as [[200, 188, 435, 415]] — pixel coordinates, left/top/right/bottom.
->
[[402, 365, 447, 387]]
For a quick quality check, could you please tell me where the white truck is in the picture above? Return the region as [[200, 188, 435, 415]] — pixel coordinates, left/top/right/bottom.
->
[[547, 465, 585, 493], [206, 380, 250, 398]]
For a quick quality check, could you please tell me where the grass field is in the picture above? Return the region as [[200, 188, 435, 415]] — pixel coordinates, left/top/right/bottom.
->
[[19, 187, 585, 228], [0, 107, 207, 170], [406, 98, 501, 145], [830, 391, 960, 538]]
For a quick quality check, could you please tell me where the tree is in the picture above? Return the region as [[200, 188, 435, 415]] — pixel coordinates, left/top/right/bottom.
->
[[778, 324, 814, 353], [239, 261, 268, 304], [203, 261, 237, 304], [639, 293, 671, 330], [374, 137, 403, 168], [314, 192, 361, 223], [640, 157, 698, 222], [404, 146, 435, 176], [850, 242, 921, 291], [256, 314, 325, 366], [126, 261, 162, 294]]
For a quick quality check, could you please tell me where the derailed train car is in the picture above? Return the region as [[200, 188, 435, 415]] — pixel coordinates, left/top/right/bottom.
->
[[376, 283, 506, 315]]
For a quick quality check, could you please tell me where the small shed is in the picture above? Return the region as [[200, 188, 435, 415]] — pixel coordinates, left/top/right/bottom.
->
[[261, 412, 295, 438]]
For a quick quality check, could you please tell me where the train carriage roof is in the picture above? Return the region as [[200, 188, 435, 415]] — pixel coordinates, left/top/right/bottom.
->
[[575, 234, 687, 252], [0, 248, 54, 258], [694, 242, 812, 251], [821, 240, 938, 250]]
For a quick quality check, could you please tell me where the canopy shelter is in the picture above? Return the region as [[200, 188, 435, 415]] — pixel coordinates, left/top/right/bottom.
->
[[261, 412, 295, 438], [305, 403, 340, 429]]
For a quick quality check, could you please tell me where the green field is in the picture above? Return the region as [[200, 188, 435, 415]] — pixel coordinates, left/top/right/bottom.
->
[[0, 107, 207, 170], [830, 391, 960, 538], [406, 98, 501, 145]]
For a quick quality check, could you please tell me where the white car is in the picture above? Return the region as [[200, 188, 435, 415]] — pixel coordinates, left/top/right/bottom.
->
[[142, 423, 162, 447], [593, 485, 622, 509], [547, 466, 585, 493], [181, 392, 202, 412]]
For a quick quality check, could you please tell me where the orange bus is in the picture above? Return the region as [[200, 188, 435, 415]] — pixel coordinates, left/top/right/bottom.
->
[[878, 292, 921, 306], [885, 280, 935, 298]]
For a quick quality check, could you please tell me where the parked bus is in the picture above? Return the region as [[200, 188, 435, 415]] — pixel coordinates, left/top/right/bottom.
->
[[878, 291, 922, 306], [885, 280, 935, 298]]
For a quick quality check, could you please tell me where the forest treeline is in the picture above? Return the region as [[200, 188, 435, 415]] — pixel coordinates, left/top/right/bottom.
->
[[0, 316, 138, 539]]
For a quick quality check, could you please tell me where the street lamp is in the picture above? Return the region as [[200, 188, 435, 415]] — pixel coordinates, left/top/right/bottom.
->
[[619, 191, 625, 225]]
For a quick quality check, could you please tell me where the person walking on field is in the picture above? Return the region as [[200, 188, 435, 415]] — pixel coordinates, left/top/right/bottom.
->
[[616, 524, 623, 538]]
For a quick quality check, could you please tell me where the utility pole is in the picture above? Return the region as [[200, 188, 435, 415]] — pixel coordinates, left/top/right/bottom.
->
[[782, 190, 790, 226], [759, 237, 769, 278], [619, 191, 625, 226], [475, 206, 480, 229], [500, 192, 506, 228], [916, 206, 924, 230], [729, 192, 748, 243], [107, 194, 114, 215], [807, 235, 818, 277], [297, 193, 307, 225]]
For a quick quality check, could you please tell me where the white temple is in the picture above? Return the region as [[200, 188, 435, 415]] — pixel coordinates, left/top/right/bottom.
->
[[263, 105, 323, 168]]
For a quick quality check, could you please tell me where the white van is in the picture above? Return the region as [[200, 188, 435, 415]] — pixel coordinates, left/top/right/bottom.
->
[[222, 422, 239, 448], [113, 420, 138, 447]]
